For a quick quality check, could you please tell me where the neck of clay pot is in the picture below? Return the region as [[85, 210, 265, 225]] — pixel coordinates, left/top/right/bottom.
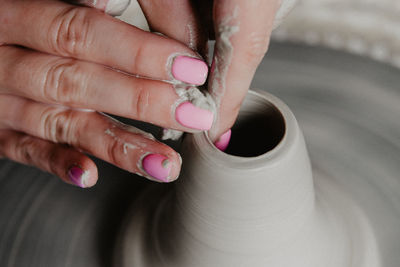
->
[[169, 91, 315, 255]]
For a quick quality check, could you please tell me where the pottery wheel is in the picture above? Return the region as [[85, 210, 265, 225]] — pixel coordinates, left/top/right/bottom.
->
[[0, 42, 399, 266]]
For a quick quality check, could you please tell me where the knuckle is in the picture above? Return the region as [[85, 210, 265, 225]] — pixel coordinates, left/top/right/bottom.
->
[[15, 135, 55, 173], [132, 86, 150, 121], [106, 138, 120, 164], [131, 44, 144, 73], [40, 107, 78, 144], [48, 7, 93, 57], [46, 146, 60, 174], [16, 135, 36, 164], [42, 58, 86, 104], [0, 131, 12, 158], [244, 33, 270, 66], [231, 100, 242, 115]]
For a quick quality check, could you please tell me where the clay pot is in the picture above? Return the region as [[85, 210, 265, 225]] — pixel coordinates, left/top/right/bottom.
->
[[116, 90, 379, 267]]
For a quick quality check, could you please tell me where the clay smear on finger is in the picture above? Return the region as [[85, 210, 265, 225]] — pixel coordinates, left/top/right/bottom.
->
[[208, 6, 240, 135], [104, 126, 154, 180], [162, 54, 216, 140], [138, 153, 174, 183], [104, 128, 140, 155], [103, 113, 155, 141], [104, 118, 178, 182], [103, 114, 154, 156], [162, 7, 240, 140], [67, 165, 93, 188], [187, 23, 196, 50]]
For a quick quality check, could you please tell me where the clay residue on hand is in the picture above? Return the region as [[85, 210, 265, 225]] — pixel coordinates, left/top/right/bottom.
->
[[208, 6, 240, 134], [174, 85, 216, 112], [161, 54, 216, 141], [186, 23, 196, 50], [162, 7, 240, 140], [105, 128, 141, 155], [79, 169, 91, 188], [104, 116, 154, 155], [103, 113, 155, 141]]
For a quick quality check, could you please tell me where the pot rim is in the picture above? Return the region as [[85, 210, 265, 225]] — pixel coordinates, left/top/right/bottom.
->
[[191, 89, 301, 170]]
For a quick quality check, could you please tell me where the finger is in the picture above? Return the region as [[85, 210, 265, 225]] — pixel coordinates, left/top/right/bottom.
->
[[0, 95, 181, 182], [65, 0, 130, 16], [137, 0, 209, 55], [208, 0, 281, 140], [0, 129, 98, 188], [0, 46, 213, 132], [1, 0, 208, 85]]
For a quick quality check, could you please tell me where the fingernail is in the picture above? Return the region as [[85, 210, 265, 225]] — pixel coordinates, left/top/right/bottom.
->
[[68, 165, 89, 188], [214, 129, 232, 151], [105, 0, 130, 16], [175, 102, 214, 130], [172, 56, 208, 85], [142, 154, 172, 182]]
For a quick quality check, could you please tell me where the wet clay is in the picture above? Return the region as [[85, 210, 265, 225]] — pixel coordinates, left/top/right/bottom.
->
[[206, 7, 240, 138], [115, 90, 380, 267]]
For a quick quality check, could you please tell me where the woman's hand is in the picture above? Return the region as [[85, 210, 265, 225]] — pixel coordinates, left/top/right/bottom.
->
[[0, 0, 212, 187], [137, 0, 283, 149]]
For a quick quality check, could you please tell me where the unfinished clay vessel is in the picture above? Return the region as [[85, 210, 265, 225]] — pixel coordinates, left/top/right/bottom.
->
[[115, 90, 380, 267]]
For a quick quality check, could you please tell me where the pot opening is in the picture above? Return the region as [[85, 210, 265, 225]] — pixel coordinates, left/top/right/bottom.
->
[[223, 94, 286, 157]]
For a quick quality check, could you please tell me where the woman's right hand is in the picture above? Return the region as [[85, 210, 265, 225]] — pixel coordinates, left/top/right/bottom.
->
[[0, 0, 211, 187]]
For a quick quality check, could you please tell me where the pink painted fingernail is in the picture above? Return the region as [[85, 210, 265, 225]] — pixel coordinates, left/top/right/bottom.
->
[[172, 56, 208, 85], [175, 102, 214, 130], [142, 154, 172, 182], [68, 166, 89, 188], [214, 129, 232, 151]]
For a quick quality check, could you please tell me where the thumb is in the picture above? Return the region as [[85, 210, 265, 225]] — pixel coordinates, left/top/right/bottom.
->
[[208, 0, 281, 141]]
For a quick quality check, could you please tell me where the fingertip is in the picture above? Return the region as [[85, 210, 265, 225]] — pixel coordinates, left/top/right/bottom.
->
[[214, 129, 232, 151], [167, 151, 182, 182], [81, 167, 99, 188], [66, 157, 98, 188], [80, 158, 99, 187], [140, 149, 181, 183]]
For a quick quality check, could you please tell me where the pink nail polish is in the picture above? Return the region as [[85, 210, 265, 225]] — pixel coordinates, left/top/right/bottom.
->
[[172, 56, 208, 85], [68, 166, 87, 188], [214, 129, 232, 151], [142, 154, 172, 182], [175, 102, 214, 130]]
